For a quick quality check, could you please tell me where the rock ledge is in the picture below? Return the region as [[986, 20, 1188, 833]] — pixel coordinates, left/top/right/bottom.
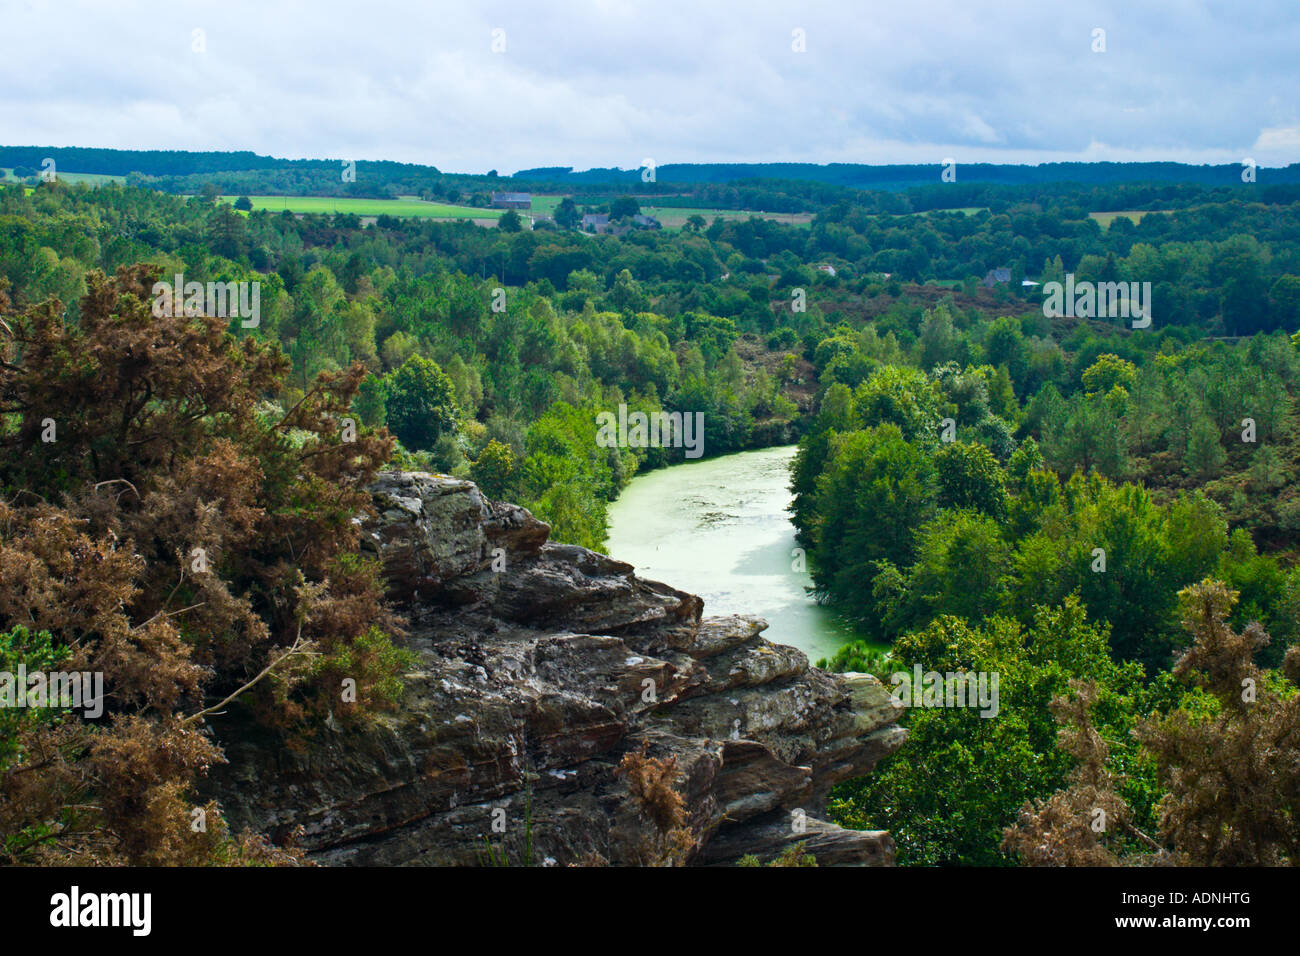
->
[[209, 472, 906, 866]]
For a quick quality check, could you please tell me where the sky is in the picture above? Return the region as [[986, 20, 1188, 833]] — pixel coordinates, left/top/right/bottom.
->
[[2, 0, 1298, 175]]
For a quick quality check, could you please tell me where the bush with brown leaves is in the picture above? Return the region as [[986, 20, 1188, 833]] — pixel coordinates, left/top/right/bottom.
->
[[0, 266, 406, 865]]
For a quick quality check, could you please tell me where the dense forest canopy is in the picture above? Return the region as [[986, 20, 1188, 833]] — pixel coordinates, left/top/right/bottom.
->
[[2, 155, 1299, 866]]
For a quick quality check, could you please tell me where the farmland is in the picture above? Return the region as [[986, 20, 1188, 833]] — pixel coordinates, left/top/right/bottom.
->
[[219, 195, 504, 220], [634, 205, 813, 228], [1, 168, 126, 186], [1088, 209, 1175, 229], [215, 193, 812, 229]]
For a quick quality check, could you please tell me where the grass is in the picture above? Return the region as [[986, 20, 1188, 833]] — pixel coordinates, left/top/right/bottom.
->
[[210, 193, 811, 229], [219, 195, 504, 220], [529, 195, 565, 217], [919, 206, 988, 217], [1, 168, 126, 186], [891, 206, 989, 218], [1089, 209, 1174, 229], [636, 205, 813, 229]]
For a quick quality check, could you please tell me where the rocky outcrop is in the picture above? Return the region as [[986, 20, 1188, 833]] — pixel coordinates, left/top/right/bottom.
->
[[208, 472, 907, 866]]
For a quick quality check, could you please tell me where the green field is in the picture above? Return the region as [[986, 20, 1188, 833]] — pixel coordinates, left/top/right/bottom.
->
[[2, 168, 126, 186], [220, 195, 505, 220], [213, 193, 810, 229], [893, 206, 989, 218], [637, 205, 813, 229], [530, 195, 565, 217], [1089, 209, 1174, 229]]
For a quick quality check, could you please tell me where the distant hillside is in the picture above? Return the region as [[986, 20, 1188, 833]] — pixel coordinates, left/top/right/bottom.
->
[[5, 146, 1299, 191], [514, 160, 1300, 189]]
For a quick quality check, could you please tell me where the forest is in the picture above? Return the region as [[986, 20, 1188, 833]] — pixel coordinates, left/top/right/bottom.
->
[[2, 163, 1299, 865]]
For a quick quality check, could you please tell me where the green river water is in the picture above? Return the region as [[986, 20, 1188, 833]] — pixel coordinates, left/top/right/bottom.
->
[[604, 444, 868, 663]]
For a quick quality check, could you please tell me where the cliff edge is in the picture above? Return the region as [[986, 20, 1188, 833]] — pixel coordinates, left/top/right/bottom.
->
[[208, 471, 907, 866]]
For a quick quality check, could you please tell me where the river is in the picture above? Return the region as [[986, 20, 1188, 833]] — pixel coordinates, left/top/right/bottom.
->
[[604, 444, 868, 663]]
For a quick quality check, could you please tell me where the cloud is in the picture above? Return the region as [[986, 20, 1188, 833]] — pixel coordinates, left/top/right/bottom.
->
[[0, 0, 1296, 172]]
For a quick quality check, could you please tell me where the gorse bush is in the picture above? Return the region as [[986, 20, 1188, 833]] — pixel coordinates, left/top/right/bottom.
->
[[0, 267, 404, 864]]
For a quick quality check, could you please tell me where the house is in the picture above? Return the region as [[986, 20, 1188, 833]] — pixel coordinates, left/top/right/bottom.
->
[[491, 192, 532, 210], [981, 267, 1011, 288], [632, 214, 661, 229], [581, 213, 610, 233], [816, 264, 837, 277]]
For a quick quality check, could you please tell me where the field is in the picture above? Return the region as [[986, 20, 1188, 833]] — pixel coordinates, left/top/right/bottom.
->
[[636, 205, 813, 228], [220, 195, 504, 220], [886, 206, 989, 219], [214, 194, 812, 229], [917, 206, 988, 217], [1089, 209, 1174, 229], [1, 168, 126, 186]]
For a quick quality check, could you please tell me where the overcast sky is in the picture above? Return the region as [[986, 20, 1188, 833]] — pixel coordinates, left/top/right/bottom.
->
[[2, 0, 1297, 174]]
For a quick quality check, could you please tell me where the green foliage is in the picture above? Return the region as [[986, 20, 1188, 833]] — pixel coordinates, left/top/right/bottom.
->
[[0, 626, 70, 773], [829, 598, 1154, 865], [853, 366, 944, 443], [470, 439, 516, 499], [1081, 353, 1138, 396], [737, 843, 817, 867], [384, 354, 459, 451], [808, 425, 937, 629], [309, 625, 417, 711], [352, 372, 388, 428], [817, 641, 893, 677], [935, 441, 1007, 518]]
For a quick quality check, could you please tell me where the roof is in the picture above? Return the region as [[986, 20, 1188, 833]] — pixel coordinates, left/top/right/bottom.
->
[[491, 192, 531, 202]]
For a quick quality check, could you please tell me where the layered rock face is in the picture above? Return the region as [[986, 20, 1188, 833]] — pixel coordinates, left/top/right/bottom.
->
[[209, 472, 907, 866]]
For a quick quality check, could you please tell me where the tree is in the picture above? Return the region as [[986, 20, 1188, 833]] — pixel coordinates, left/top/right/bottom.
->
[[554, 197, 580, 230], [610, 268, 648, 313], [935, 441, 1008, 518], [233, 195, 253, 212], [1184, 413, 1226, 478], [470, 439, 515, 499], [917, 305, 960, 371], [384, 354, 460, 450], [1269, 275, 1300, 330], [1043, 394, 1128, 478], [1005, 580, 1300, 866], [853, 365, 945, 443], [830, 599, 1144, 865], [902, 510, 1011, 627], [498, 210, 523, 233], [1080, 353, 1137, 397], [353, 372, 388, 428], [610, 196, 641, 220], [812, 425, 937, 627]]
